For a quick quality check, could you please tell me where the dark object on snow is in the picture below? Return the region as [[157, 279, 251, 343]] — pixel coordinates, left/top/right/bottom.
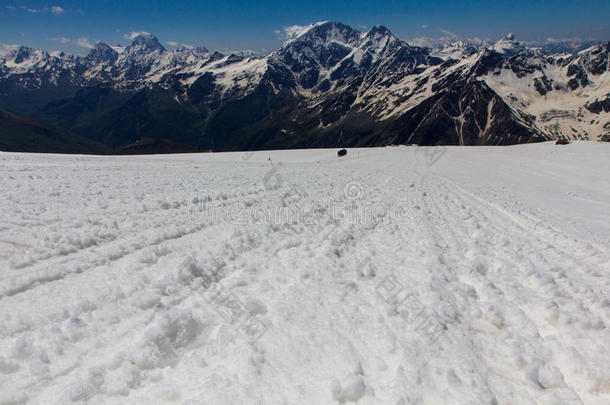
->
[[337, 149, 347, 157], [555, 139, 570, 145]]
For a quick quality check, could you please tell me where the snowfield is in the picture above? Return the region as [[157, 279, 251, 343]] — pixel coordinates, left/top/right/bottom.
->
[[1, 142, 609, 404]]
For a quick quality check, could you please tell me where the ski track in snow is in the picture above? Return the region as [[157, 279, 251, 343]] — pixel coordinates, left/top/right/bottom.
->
[[0, 142, 609, 404]]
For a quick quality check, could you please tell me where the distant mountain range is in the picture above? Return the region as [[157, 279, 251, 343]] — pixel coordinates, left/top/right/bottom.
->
[[1, 22, 608, 153]]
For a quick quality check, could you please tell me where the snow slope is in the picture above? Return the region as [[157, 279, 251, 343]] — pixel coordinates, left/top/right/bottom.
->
[[0, 142, 609, 404]]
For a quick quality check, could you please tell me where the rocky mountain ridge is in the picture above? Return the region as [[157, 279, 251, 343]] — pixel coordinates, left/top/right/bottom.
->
[[1, 22, 608, 151]]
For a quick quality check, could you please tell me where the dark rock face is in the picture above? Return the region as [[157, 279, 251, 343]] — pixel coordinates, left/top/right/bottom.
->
[[534, 76, 553, 96], [582, 42, 609, 75], [567, 64, 589, 89], [473, 50, 504, 76], [216, 54, 244, 68], [585, 97, 610, 114], [387, 80, 544, 146], [87, 43, 119, 65], [14, 47, 35, 64], [187, 73, 216, 104], [0, 23, 608, 152]]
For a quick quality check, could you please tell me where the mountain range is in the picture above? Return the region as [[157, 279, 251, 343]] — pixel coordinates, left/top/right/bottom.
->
[[1, 22, 609, 153]]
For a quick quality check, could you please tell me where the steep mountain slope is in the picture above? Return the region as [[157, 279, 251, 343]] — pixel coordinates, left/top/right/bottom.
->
[[0, 109, 111, 154], [0, 23, 608, 151], [478, 38, 610, 141]]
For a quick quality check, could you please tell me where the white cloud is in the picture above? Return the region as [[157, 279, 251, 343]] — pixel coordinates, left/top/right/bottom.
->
[[406, 29, 462, 48], [7, 5, 66, 15], [51, 36, 71, 44], [540, 36, 594, 44], [0, 44, 20, 56], [421, 24, 428, 29], [284, 25, 307, 40], [439, 29, 457, 41], [51, 36, 95, 49], [406, 31, 493, 49], [470, 37, 492, 47], [166, 41, 194, 49], [76, 37, 94, 49], [124, 31, 151, 40], [408, 36, 436, 47], [275, 25, 308, 41], [520, 36, 600, 51], [217, 48, 265, 57]]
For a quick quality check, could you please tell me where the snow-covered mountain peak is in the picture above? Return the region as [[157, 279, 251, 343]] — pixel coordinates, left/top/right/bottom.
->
[[362, 25, 400, 54], [92, 42, 113, 52], [126, 34, 166, 54], [365, 25, 394, 39], [2, 46, 52, 70], [433, 40, 481, 59], [13, 46, 41, 64], [492, 33, 527, 54], [86, 42, 119, 64], [574, 41, 610, 76], [286, 21, 362, 48], [0, 21, 608, 146], [274, 21, 367, 80]]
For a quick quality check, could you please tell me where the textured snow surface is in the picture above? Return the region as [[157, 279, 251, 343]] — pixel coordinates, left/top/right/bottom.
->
[[1, 142, 609, 404]]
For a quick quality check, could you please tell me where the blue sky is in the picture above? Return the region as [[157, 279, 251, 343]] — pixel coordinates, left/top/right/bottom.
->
[[1, 0, 608, 54]]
